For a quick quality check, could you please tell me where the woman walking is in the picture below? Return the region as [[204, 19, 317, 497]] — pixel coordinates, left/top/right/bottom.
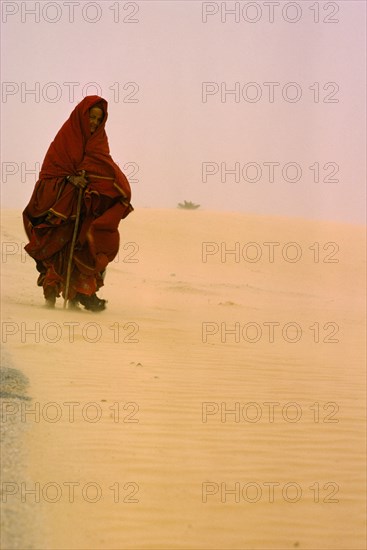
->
[[23, 96, 133, 311]]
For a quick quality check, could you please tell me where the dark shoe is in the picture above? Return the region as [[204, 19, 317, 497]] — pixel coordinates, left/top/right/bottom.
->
[[76, 293, 107, 312]]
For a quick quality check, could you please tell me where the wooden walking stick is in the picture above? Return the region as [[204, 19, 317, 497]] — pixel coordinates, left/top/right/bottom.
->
[[63, 172, 85, 309]]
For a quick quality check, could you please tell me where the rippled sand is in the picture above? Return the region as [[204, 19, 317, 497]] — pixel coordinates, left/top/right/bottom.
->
[[1, 208, 365, 549]]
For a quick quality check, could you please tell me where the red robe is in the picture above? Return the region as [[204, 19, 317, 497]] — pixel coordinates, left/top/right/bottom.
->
[[23, 95, 133, 299]]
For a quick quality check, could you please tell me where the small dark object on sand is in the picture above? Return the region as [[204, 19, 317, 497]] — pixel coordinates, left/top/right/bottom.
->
[[177, 200, 200, 210]]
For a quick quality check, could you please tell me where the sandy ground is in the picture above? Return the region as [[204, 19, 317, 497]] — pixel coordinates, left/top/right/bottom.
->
[[0, 208, 366, 549]]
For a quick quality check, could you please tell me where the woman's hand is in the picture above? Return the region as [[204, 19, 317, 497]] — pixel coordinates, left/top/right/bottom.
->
[[68, 171, 88, 189]]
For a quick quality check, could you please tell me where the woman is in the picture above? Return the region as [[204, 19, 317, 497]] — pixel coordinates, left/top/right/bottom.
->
[[23, 95, 133, 311]]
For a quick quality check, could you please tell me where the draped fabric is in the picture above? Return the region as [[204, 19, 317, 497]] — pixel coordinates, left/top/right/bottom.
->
[[23, 95, 133, 300]]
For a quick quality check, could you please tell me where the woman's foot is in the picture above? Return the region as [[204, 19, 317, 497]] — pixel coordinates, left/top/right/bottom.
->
[[74, 293, 107, 312], [44, 287, 56, 308]]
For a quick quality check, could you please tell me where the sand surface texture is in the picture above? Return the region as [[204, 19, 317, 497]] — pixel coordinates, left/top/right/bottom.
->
[[1, 208, 366, 549]]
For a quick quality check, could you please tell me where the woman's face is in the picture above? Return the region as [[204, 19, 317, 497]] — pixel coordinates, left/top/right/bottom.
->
[[89, 107, 104, 134]]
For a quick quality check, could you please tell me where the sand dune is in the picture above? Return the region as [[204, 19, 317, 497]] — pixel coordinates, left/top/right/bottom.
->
[[1, 208, 365, 549]]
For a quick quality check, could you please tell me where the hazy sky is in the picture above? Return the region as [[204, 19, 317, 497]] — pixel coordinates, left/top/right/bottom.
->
[[1, 0, 366, 223]]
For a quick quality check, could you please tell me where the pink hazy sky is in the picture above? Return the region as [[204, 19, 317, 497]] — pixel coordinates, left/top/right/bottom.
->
[[1, 0, 366, 223]]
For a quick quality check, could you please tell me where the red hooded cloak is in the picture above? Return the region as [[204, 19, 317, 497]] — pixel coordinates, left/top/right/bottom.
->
[[23, 95, 133, 299]]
